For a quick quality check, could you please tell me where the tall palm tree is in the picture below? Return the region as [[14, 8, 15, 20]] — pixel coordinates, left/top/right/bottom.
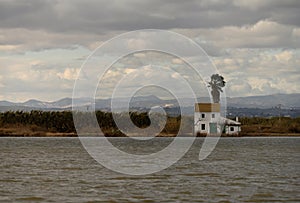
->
[[208, 74, 226, 103]]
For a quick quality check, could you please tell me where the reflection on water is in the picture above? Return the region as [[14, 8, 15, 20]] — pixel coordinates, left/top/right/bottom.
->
[[0, 137, 299, 202]]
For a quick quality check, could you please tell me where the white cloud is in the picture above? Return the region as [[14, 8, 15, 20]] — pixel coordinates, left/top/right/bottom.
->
[[226, 78, 253, 96], [275, 50, 293, 63], [124, 68, 136, 74], [57, 68, 80, 80], [171, 72, 181, 79], [127, 38, 147, 50], [214, 48, 300, 97], [172, 58, 184, 64], [133, 53, 146, 58]]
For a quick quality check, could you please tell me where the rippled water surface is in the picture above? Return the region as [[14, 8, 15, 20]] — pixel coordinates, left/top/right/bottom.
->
[[0, 137, 299, 202]]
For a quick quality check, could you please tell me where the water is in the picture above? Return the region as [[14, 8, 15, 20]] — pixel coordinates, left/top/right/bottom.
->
[[0, 137, 299, 202]]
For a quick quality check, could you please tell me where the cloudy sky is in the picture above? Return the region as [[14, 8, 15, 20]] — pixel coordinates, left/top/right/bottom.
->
[[0, 0, 299, 102]]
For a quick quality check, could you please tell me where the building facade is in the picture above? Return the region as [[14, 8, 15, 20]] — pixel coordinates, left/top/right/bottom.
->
[[194, 103, 221, 135], [194, 103, 241, 136], [223, 118, 241, 135]]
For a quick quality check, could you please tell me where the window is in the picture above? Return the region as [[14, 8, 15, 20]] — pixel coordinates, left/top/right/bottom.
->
[[201, 113, 205, 118], [212, 113, 215, 118], [230, 127, 234, 131], [201, 124, 205, 130]]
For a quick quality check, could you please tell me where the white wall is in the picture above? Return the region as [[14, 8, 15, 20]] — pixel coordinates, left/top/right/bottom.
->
[[194, 112, 221, 135], [225, 125, 240, 135]]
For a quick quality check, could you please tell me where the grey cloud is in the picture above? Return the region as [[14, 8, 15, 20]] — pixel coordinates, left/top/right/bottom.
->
[[0, 0, 299, 33], [1, 0, 299, 101], [0, 0, 298, 55], [192, 20, 300, 49]]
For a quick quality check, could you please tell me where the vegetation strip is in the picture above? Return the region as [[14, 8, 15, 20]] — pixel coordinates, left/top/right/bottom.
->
[[0, 111, 299, 137]]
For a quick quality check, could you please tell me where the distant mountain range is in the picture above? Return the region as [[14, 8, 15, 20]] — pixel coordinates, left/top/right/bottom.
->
[[227, 94, 300, 109], [1, 93, 299, 115]]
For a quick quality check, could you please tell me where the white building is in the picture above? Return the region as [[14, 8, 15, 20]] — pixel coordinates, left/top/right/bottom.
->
[[194, 103, 241, 136], [223, 117, 241, 135]]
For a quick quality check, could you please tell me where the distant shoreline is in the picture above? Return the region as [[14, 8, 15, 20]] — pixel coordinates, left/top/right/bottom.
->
[[1, 130, 299, 137]]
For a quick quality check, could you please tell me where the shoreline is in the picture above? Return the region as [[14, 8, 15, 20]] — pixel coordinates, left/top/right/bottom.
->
[[1, 131, 299, 137]]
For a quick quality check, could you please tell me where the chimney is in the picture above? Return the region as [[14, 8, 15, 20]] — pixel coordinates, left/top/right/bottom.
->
[[236, 117, 239, 122]]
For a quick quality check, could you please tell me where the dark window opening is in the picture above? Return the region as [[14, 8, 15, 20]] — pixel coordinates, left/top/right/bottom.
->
[[230, 127, 234, 131], [201, 124, 205, 130], [201, 113, 205, 118]]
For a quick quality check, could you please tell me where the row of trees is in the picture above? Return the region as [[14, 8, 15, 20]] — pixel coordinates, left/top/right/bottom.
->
[[1, 110, 299, 135], [0, 110, 182, 136], [0, 110, 75, 133], [238, 117, 300, 133]]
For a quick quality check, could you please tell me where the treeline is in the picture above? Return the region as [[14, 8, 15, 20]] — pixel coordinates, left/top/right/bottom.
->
[[1, 110, 299, 136], [238, 117, 300, 134], [0, 111, 75, 133], [0, 110, 184, 136]]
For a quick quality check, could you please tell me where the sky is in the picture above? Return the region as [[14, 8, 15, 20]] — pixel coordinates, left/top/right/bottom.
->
[[0, 0, 299, 102]]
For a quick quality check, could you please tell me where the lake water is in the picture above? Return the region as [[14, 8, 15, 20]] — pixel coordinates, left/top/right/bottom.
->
[[0, 137, 299, 202]]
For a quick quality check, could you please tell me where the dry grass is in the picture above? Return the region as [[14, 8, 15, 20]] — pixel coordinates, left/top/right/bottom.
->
[[0, 124, 76, 137], [1, 116, 300, 137]]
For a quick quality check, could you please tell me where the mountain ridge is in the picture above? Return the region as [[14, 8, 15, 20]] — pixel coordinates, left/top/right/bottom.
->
[[0, 93, 299, 111]]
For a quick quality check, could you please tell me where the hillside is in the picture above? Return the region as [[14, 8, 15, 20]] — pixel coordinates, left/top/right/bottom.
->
[[1, 94, 299, 117]]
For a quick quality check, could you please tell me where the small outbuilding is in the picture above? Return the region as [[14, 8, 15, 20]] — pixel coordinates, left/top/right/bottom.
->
[[223, 117, 241, 135]]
